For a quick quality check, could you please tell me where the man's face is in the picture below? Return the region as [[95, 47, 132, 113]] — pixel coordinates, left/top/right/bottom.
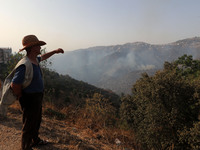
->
[[31, 45, 41, 55]]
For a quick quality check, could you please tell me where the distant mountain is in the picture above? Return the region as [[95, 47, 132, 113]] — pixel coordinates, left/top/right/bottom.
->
[[51, 37, 200, 94]]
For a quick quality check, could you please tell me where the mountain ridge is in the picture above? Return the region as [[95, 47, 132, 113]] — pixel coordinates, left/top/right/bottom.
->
[[51, 37, 200, 94]]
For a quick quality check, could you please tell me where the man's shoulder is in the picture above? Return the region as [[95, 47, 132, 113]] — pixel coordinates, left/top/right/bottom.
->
[[15, 56, 32, 69]]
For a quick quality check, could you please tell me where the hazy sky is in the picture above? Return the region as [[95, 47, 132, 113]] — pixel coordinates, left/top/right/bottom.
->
[[0, 0, 200, 53]]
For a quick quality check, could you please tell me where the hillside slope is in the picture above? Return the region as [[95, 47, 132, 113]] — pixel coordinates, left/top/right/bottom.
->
[[51, 37, 200, 94], [0, 102, 136, 150]]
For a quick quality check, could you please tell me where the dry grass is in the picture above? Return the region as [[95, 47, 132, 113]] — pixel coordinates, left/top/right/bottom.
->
[[4, 101, 137, 150]]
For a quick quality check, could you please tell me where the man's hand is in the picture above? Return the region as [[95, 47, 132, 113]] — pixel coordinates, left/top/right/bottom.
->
[[54, 48, 64, 54], [11, 83, 22, 100]]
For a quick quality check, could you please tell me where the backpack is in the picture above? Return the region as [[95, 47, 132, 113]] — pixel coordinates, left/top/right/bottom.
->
[[0, 56, 33, 116]]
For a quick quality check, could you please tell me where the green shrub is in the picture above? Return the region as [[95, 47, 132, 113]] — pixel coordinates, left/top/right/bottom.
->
[[179, 121, 200, 150], [85, 93, 117, 128], [120, 55, 200, 149]]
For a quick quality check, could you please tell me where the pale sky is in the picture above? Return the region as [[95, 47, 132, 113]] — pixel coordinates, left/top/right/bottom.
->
[[0, 0, 200, 53]]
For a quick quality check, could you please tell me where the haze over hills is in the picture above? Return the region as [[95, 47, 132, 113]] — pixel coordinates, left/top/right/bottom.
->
[[51, 37, 200, 94]]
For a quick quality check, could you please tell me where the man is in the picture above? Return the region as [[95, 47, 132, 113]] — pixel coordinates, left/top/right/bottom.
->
[[0, 80, 1, 97], [11, 35, 64, 150]]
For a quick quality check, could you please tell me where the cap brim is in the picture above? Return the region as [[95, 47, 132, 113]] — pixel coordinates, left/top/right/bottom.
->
[[19, 41, 46, 52]]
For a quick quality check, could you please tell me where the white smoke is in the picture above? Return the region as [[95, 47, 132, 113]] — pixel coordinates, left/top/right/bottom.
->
[[137, 64, 155, 70]]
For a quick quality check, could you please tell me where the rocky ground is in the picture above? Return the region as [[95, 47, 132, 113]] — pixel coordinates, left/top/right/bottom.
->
[[0, 103, 135, 150]]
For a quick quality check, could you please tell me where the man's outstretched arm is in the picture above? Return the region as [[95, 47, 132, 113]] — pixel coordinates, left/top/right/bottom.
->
[[41, 48, 64, 61]]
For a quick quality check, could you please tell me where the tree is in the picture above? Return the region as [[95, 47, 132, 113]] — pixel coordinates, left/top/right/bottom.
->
[[0, 53, 24, 79], [120, 55, 200, 149], [174, 54, 200, 78], [179, 121, 200, 150]]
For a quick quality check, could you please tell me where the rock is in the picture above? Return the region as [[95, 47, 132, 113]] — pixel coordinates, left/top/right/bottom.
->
[[115, 138, 121, 145]]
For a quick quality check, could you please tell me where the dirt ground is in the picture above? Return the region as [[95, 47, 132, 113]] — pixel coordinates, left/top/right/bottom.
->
[[0, 103, 134, 150]]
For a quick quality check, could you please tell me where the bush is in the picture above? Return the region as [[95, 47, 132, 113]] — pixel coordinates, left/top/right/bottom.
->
[[84, 93, 117, 129], [120, 55, 200, 149], [179, 121, 200, 149]]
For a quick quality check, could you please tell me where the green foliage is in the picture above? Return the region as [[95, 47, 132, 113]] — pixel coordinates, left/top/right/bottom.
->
[[120, 55, 200, 149], [7, 53, 24, 72], [42, 68, 120, 108], [120, 95, 136, 129], [175, 54, 200, 77], [0, 63, 8, 80], [167, 54, 200, 78], [179, 121, 200, 150], [85, 93, 117, 127], [0, 53, 24, 79]]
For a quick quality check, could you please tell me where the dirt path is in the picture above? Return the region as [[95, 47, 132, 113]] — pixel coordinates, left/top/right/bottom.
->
[[0, 105, 133, 150], [0, 107, 99, 150]]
